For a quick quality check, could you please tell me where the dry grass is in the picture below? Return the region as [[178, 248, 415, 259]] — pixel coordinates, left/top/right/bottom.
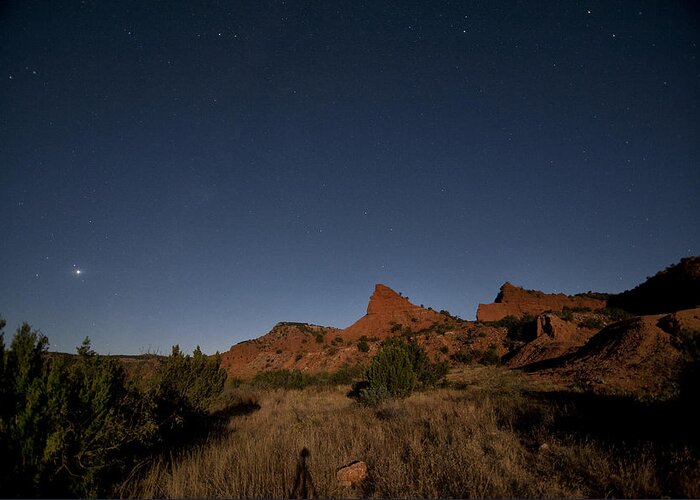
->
[[120, 367, 698, 498]]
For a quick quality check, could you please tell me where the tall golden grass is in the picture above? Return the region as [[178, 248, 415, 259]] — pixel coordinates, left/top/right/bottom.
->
[[120, 367, 698, 498]]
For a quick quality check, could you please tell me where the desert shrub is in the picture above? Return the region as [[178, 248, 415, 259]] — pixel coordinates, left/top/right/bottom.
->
[[294, 353, 303, 362], [0, 327, 159, 497], [579, 317, 605, 330], [599, 307, 635, 322], [365, 340, 418, 399], [390, 323, 402, 333], [251, 369, 311, 390], [451, 347, 500, 366], [41, 338, 157, 497], [485, 314, 536, 341], [251, 365, 365, 389], [439, 346, 449, 354], [150, 345, 227, 444], [357, 340, 370, 352], [559, 308, 575, 321], [0, 322, 51, 496], [314, 333, 324, 343], [362, 339, 447, 404], [358, 384, 391, 406], [404, 340, 448, 387], [482, 346, 501, 366], [0, 320, 230, 497], [326, 364, 365, 385], [451, 351, 475, 364]]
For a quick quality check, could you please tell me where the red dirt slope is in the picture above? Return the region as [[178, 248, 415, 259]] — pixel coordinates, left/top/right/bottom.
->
[[505, 313, 602, 369], [531, 307, 700, 399]]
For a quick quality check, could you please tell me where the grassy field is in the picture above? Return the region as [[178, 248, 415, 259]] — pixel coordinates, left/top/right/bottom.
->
[[119, 366, 699, 498]]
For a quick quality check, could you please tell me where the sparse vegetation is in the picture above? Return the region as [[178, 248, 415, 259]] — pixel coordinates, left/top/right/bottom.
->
[[451, 346, 501, 366], [598, 307, 635, 322], [579, 317, 605, 330], [250, 365, 367, 390], [483, 314, 537, 341], [123, 366, 699, 499]]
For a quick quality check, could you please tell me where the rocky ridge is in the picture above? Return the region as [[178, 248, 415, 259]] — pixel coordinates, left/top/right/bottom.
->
[[220, 256, 700, 398]]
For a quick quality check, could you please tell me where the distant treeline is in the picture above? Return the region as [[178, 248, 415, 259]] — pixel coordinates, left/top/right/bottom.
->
[[0, 318, 227, 498]]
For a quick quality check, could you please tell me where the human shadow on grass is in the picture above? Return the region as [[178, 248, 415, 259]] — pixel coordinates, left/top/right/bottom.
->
[[290, 447, 316, 499]]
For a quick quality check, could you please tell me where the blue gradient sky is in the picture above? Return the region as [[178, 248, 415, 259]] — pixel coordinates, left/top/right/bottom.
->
[[1, 1, 698, 354]]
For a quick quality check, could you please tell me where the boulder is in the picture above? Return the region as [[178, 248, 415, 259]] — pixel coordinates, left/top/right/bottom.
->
[[336, 460, 368, 487]]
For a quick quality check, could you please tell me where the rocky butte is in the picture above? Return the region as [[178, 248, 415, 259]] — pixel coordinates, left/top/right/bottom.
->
[[476, 282, 607, 322]]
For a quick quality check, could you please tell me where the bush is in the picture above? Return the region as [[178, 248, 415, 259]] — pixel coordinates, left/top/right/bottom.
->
[[484, 314, 536, 341], [599, 307, 634, 322], [0, 320, 229, 497], [0, 327, 159, 497], [451, 347, 501, 366], [366, 340, 417, 399], [43, 338, 158, 497], [451, 351, 475, 364], [357, 340, 370, 352], [362, 339, 447, 404], [358, 384, 391, 406], [482, 346, 501, 366], [579, 317, 605, 330], [152, 345, 227, 426], [251, 369, 311, 390]]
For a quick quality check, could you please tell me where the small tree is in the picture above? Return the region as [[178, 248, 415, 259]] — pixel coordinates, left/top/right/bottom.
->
[[363, 338, 448, 405], [42, 337, 158, 497], [0, 323, 51, 495], [366, 339, 418, 398]]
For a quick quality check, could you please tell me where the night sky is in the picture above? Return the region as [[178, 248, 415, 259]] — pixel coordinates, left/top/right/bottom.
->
[[1, 1, 699, 355]]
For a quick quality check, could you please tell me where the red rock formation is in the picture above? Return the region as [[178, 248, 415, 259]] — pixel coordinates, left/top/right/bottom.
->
[[531, 307, 700, 398], [342, 284, 444, 341], [220, 284, 448, 377], [476, 282, 606, 322], [505, 313, 601, 369]]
